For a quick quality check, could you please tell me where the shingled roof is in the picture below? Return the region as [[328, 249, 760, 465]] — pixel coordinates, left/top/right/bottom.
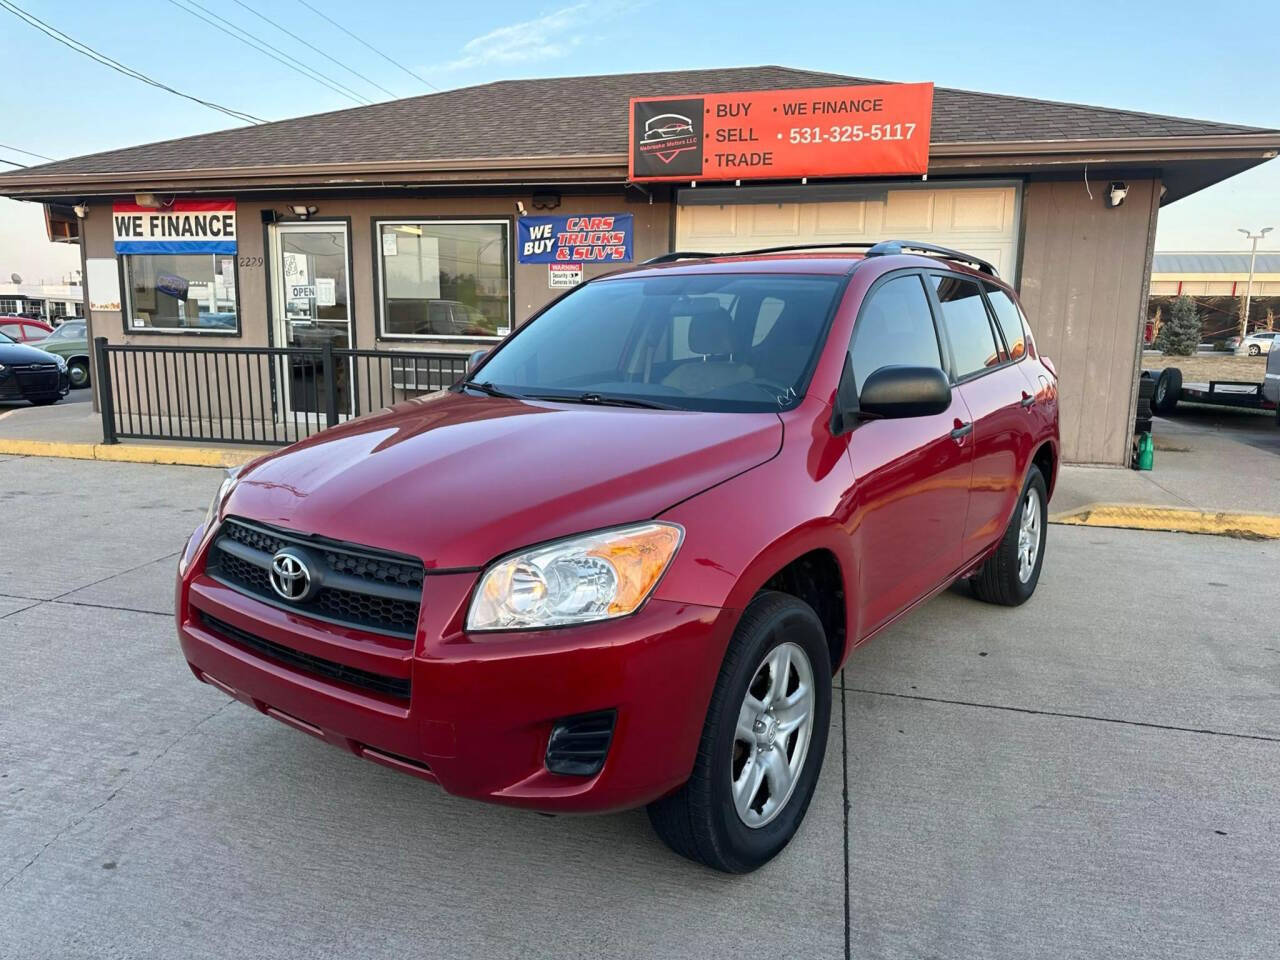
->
[[1, 65, 1275, 195]]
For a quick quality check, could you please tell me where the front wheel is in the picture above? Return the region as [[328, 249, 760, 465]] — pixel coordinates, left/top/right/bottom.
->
[[647, 591, 832, 873], [68, 359, 90, 389], [1249, 344, 1261, 356], [969, 464, 1048, 606]]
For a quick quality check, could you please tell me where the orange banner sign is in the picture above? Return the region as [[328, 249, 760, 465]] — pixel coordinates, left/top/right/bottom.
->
[[629, 82, 933, 183]]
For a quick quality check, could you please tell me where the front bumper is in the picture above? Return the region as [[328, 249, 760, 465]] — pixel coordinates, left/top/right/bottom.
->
[[176, 528, 735, 813]]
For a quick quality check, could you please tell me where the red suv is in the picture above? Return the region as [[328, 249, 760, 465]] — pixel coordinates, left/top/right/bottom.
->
[[176, 241, 1058, 872]]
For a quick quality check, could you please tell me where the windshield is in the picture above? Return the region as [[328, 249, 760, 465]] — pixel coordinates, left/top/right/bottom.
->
[[48, 321, 85, 341], [472, 273, 844, 412]]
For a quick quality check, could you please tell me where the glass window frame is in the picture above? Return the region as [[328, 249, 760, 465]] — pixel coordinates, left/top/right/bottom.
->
[[847, 269, 952, 389], [923, 270, 1013, 384], [372, 216, 514, 343], [118, 251, 242, 337]]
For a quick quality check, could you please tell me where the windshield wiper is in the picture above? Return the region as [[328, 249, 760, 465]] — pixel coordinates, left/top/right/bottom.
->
[[531, 392, 676, 410], [456, 380, 525, 400]]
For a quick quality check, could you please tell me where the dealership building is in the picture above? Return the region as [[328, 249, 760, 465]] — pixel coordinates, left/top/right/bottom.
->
[[1, 66, 1276, 464]]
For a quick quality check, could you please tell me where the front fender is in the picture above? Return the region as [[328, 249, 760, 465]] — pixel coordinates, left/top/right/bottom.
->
[[653, 401, 860, 666]]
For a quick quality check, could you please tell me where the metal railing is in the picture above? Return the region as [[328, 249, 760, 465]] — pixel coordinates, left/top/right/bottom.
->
[[95, 337, 468, 446]]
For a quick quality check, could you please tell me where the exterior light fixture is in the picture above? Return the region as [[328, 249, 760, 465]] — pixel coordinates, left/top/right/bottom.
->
[[290, 205, 318, 219], [1105, 181, 1128, 208]]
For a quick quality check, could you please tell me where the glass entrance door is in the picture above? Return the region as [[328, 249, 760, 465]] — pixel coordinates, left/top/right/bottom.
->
[[270, 222, 353, 418]]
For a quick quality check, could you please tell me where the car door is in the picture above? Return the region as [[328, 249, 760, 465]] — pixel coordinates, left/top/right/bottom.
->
[[928, 273, 1035, 563], [845, 271, 975, 636]]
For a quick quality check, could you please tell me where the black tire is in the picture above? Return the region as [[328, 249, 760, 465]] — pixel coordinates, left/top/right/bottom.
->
[[647, 591, 832, 873], [1249, 344, 1261, 356], [68, 358, 90, 389], [1136, 396, 1152, 420], [970, 465, 1048, 607], [28, 395, 60, 406], [1152, 367, 1182, 415], [1137, 376, 1156, 401], [1134, 417, 1153, 435]]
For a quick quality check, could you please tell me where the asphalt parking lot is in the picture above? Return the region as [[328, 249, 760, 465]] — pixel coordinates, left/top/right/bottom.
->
[[2, 455, 1278, 959]]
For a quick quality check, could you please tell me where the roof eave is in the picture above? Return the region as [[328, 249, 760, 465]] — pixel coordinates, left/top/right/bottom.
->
[[1, 133, 1276, 201]]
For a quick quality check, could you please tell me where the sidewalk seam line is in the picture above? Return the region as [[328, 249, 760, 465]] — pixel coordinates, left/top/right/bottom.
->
[[841, 686, 1280, 744]]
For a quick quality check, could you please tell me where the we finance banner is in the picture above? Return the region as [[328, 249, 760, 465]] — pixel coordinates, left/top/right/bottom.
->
[[112, 199, 237, 254], [629, 82, 933, 183]]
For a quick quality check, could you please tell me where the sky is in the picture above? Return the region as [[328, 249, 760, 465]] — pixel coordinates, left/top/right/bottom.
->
[[1, 0, 1277, 283]]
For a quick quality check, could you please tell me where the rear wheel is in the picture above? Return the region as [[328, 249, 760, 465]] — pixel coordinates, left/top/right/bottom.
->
[[647, 591, 831, 873], [1249, 344, 1261, 356], [970, 465, 1047, 606]]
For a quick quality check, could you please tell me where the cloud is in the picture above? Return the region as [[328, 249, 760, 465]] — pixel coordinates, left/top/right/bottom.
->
[[438, 3, 609, 71]]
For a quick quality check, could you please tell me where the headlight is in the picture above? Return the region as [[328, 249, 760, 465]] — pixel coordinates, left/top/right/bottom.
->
[[203, 468, 240, 530], [467, 522, 683, 631]]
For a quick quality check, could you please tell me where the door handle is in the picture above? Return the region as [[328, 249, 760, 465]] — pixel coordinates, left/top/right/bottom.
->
[[950, 420, 973, 441], [1020, 392, 1036, 409]]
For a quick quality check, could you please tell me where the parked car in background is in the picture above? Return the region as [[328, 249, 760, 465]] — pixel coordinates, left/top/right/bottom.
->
[[0, 329, 70, 405], [1239, 331, 1277, 356], [177, 241, 1059, 873], [0, 316, 54, 343], [31, 318, 90, 388]]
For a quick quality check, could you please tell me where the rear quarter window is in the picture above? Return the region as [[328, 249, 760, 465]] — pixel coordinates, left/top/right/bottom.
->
[[984, 285, 1028, 361]]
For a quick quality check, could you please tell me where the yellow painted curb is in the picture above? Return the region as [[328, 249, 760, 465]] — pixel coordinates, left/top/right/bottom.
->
[[0, 438, 257, 468], [1050, 503, 1280, 540]]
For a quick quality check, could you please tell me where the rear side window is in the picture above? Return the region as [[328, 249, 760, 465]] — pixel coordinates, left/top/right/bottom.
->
[[931, 275, 1002, 378], [985, 285, 1027, 361], [849, 274, 943, 393]]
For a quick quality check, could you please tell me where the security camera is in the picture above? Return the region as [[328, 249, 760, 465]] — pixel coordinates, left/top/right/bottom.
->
[[73, 203, 89, 218], [516, 201, 527, 217], [1105, 181, 1128, 208]]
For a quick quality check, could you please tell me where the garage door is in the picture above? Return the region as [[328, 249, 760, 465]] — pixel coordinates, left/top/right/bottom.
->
[[676, 184, 1021, 281]]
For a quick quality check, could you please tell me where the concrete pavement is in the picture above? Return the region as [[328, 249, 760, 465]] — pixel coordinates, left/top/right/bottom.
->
[[2, 455, 1279, 958]]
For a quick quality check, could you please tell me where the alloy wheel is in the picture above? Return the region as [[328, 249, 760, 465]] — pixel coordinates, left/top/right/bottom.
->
[[730, 641, 815, 828], [1017, 487, 1041, 583]]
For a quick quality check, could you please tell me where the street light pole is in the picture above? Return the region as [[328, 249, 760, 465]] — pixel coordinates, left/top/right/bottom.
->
[[1237, 226, 1273, 340]]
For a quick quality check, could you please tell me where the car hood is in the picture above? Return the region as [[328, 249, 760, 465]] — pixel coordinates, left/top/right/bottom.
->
[[0, 341, 59, 364], [224, 390, 783, 570]]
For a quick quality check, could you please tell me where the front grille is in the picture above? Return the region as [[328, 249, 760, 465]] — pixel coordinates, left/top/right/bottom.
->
[[14, 364, 59, 393], [200, 612, 410, 701], [206, 517, 424, 639]]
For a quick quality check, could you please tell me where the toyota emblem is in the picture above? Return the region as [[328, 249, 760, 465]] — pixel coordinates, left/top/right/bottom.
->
[[269, 549, 313, 602]]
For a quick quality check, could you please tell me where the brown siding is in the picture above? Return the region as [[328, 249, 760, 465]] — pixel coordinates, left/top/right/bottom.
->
[[1017, 177, 1160, 465]]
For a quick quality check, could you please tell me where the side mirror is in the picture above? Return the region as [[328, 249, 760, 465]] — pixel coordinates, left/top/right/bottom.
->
[[466, 349, 489, 374], [859, 365, 952, 419]]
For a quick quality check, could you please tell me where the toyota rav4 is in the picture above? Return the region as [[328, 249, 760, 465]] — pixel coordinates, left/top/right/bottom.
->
[[176, 241, 1059, 873]]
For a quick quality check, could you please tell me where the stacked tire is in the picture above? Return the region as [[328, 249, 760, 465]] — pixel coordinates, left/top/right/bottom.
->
[[1135, 374, 1155, 435]]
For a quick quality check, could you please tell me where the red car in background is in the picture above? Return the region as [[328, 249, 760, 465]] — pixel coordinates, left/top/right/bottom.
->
[[0, 316, 53, 343], [176, 241, 1059, 872]]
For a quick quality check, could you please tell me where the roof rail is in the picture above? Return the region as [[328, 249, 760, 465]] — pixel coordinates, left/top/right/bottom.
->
[[865, 241, 999, 277], [642, 242, 877, 265]]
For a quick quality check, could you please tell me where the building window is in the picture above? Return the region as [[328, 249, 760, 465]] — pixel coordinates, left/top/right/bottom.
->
[[0, 298, 17, 314], [50, 302, 68, 320], [376, 220, 511, 339], [122, 253, 239, 333]]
